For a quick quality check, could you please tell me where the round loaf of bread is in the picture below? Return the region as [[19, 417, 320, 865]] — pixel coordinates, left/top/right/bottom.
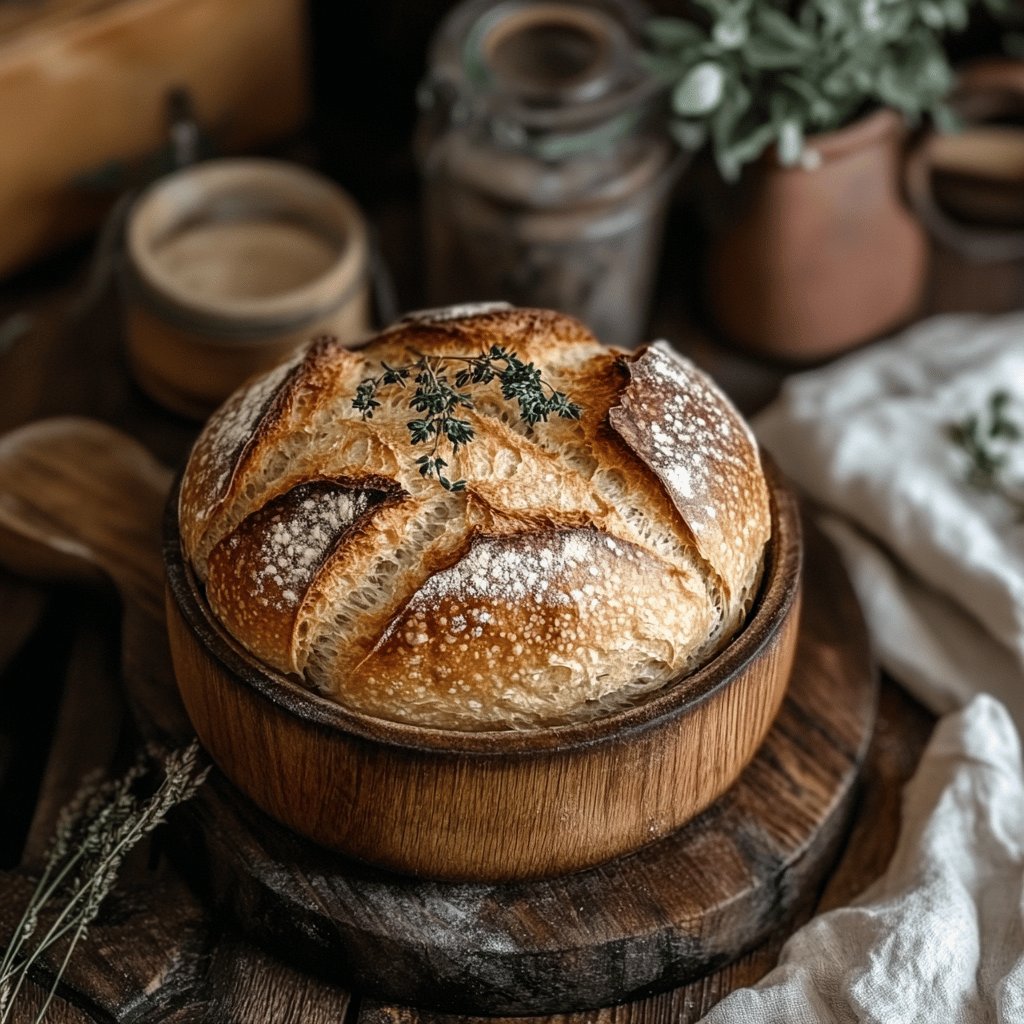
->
[[178, 304, 771, 730]]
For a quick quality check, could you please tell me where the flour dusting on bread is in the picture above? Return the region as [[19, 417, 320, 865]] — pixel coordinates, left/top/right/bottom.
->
[[179, 306, 771, 730]]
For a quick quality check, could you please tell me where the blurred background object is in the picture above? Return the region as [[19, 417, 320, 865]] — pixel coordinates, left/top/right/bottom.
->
[[415, 0, 682, 348], [908, 58, 1024, 250], [701, 106, 929, 363], [121, 158, 371, 418], [0, 0, 1013, 435], [0, 0, 309, 279], [644, 0, 1011, 362], [905, 54, 1024, 316]]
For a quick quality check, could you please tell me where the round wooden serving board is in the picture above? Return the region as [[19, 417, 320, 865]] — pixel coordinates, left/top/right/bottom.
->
[[0, 419, 877, 1017], [175, 509, 874, 1015]]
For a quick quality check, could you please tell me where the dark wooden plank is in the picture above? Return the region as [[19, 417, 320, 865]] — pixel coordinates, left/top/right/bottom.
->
[[22, 605, 124, 863], [0, 867, 209, 1023], [3, 978, 96, 1023], [192, 935, 353, 1024], [51, 874, 208, 1022], [1, 853, 353, 1024]]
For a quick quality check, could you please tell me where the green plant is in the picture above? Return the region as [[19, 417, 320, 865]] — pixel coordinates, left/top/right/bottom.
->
[[947, 389, 1024, 516], [353, 346, 582, 492], [0, 742, 209, 1023], [645, 0, 1012, 180]]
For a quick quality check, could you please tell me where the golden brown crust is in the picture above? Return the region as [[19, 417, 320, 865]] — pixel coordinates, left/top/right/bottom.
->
[[179, 305, 771, 730], [180, 336, 371, 574], [350, 528, 713, 729], [204, 475, 404, 675], [608, 343, 770, 620]]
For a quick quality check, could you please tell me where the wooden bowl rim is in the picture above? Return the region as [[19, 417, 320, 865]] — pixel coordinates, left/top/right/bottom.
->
[[164, 457, 801, 757]]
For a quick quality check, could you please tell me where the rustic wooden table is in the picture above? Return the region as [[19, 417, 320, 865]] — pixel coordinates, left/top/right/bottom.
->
[[0, 197, 1018, 1021]]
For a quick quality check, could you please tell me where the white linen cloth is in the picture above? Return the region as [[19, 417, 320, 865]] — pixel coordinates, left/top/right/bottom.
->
[[702, 694, 1024, 1024], [699, 314, 1024, 1021]]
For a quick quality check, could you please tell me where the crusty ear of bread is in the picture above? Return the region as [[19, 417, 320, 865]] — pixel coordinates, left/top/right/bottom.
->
[[179, 305, 770, 730]]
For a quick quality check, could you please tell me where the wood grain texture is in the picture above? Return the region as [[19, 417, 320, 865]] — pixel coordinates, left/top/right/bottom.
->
[[0, 868, 199, 1022], [0, 977, 94, 1024], [22, 605, 124, 862], [0, 419, 875, 1018], [165, 934, 353, 1024], [0, 864, 354, 1024], [163, 501, 871, 1015], [816, 680, 936, 913], [355, 901, 814, 1023], [164, 465, 801, 882], [0, 418, 171, 622]]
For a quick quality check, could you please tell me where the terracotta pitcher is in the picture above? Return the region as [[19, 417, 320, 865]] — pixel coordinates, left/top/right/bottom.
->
[[704, 108, 928, 363]]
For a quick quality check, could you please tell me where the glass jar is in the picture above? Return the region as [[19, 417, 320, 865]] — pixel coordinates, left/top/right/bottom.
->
[[416, 0, 680, 349]]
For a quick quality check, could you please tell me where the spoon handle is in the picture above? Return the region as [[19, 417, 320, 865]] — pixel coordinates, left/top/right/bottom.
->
[[0, 417, 172, 621]]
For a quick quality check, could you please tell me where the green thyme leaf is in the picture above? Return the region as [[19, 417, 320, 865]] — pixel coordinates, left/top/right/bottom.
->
[[644, 0, 1004, 177], [353, 346, 583, 491]]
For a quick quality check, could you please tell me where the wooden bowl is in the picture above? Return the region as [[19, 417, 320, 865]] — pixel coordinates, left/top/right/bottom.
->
[[164, 462, 802, 882]]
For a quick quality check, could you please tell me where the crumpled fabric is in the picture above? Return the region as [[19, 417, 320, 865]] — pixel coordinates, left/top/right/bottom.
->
[[702, 695, 1024, 1024], [699, 314, 1024, 1022], [755, 312, 1024, 717]]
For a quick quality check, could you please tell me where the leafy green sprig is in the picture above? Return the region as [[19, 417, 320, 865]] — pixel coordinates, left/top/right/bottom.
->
[[0, 742, 209, 1023], [644, 0, 1015, 181], [353, 345, 582, 491], [948, 389, 1024, 516]]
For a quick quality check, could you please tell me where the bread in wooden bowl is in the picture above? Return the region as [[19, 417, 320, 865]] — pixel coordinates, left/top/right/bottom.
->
[[176, 303, 770, 728], [165, 303, 801, 880]]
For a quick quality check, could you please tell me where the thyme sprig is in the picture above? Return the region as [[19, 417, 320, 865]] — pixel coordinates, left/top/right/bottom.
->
[[353, 345, 582, 491], [0, 741, 209, 1023], [947, 389, 1024, 517]]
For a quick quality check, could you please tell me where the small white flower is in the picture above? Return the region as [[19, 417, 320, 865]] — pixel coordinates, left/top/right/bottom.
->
[[861, 0, 883, 31], [673, 62, 726, 117]]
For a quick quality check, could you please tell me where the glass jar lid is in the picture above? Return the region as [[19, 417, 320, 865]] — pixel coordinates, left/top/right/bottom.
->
[[421, 0, 660, 157]]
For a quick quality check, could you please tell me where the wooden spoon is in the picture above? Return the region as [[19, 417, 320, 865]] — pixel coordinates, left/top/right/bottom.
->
[[0, 417, 170, 619], [0, 416, 186, 739]]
